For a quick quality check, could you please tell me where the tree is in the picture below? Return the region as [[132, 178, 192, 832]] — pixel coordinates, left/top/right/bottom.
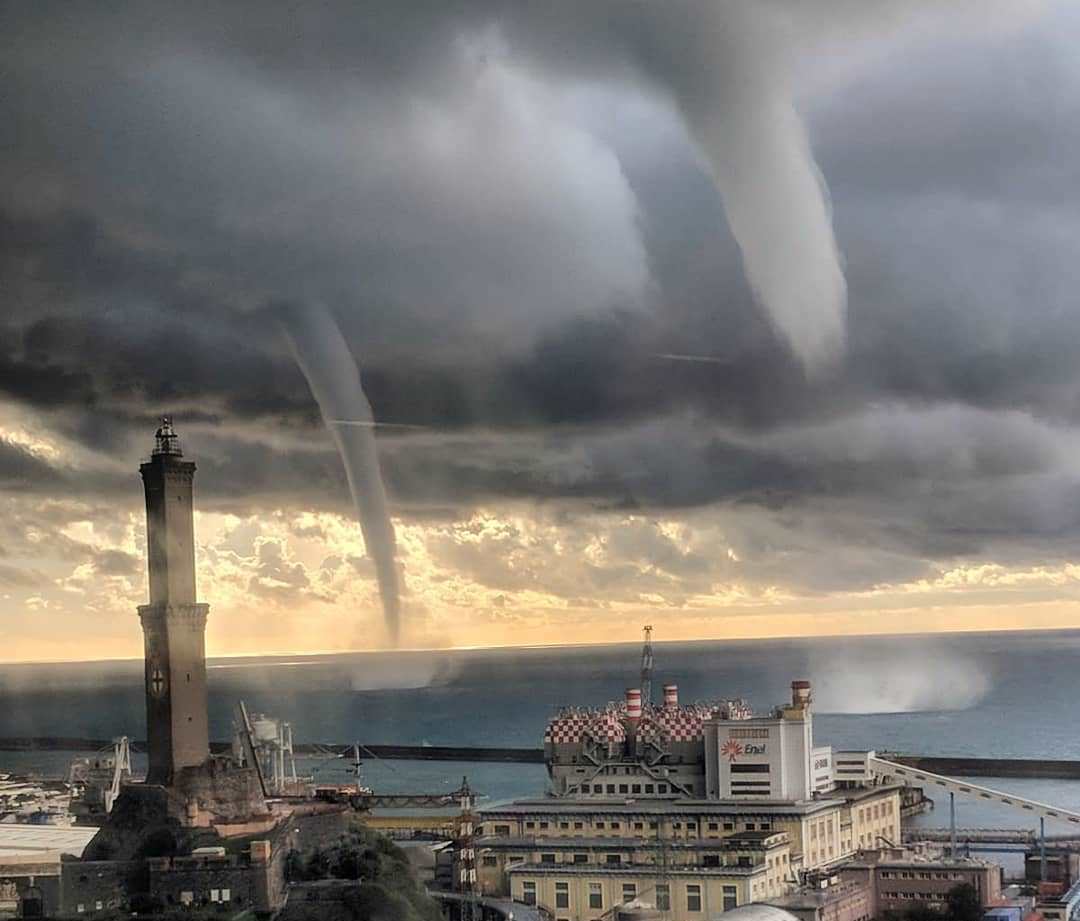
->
[[946, 883, 983, 921]]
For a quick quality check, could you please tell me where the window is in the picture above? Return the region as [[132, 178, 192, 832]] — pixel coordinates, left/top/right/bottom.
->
[[645, 784, 655, 793], [589, 883, 603, 910], [634, 822, 644, 831], [687, 884, 702, 912], [210, 890, 220, 903], [541, 853, 556, 865], [619, 784, 629, 794], [522, 882, 537, 906], [593, 785, 603, 793], [723, 886, 738, 911], [597, 822, 605, 829], [673, 822, 682, 830], [606, 854, 622, 865], [95, 903, 103, 911], [221, 889, 230, 903], [560, 822, 569, 830], [632, 784, 642, 794], [649, 821, 659, 830], [688, 822, 697, 832], [483, 856, 498, 867], [704, 854, 721, 867], [574, 853, 587, 864], [610, 822, 620, 831], [623, 884, 637, 902], [574, 821, 584, 830], [495, 825, 511, 835], [556, 882, 570, 909], [658, 784, 668, 793], [607, 784, 616, 794], [745, 823, 756, 831], [656, 884, 671, 911], [526, 821, 535, 829], [724, 822, 735, 831], [708, 822, 719, 831], [540, 822, 550, 830]]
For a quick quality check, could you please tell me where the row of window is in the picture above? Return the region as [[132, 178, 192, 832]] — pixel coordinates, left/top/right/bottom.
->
[[76, 889, 233, 915], [491, 850, 786, 870], [571, 782, 673, 795], [880, 870, 965, 881], [882, 892, 947, 902], [521, 880, 738, 912], [485, 820, 772, 836], [856, 801, 895, 822]]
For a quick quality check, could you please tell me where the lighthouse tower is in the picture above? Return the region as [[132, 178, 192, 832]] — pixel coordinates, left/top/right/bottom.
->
[[137, 417, 210, 785]]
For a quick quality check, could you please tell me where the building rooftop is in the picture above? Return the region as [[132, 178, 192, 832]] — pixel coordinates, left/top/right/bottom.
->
[[839, 784, 904, 803], [476, 832, 789, 851], [0, 825, 98, 858], [481, 798, 843, 818], [506, 861, 769, 878], [844, 851, 999, 870]]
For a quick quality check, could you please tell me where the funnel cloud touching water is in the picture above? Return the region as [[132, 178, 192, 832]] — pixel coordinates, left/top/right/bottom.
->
[[278, 305, 401, 644]]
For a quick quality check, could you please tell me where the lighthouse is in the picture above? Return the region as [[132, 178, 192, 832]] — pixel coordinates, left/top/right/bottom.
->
[[137, 417, 210, 785]]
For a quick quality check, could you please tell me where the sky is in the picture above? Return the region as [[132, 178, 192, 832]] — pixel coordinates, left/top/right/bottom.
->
[[3, 1, 1080, 662]]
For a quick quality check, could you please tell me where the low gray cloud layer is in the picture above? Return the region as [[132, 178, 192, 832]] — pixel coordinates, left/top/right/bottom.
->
[[3, 1, 1079, 614]]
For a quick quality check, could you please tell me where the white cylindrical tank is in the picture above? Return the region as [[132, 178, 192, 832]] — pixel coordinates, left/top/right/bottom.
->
[[663, 684, 679, 709], [252, 717, 279, 743]]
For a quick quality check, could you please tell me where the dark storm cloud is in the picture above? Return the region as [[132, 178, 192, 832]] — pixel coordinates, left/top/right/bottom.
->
[[1, 0, 1078, 593]]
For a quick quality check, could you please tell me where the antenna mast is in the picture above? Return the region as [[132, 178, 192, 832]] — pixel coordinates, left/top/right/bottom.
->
[[640, 625, 654, 706]]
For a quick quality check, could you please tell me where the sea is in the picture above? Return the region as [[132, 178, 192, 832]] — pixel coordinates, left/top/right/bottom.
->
[[4, 629, 1080, 847]]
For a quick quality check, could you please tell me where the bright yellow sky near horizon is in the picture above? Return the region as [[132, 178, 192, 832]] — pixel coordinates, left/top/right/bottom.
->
[[5, 499, 1080, 665]]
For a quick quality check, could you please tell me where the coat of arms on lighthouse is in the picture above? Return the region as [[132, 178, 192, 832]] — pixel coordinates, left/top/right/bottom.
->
[[149, 661, 168, 699]]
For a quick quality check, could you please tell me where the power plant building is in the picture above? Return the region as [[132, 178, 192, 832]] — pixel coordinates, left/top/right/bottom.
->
[[480, 674, 901, 916]]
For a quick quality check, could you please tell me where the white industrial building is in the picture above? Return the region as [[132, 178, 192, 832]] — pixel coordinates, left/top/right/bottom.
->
[[704, 681, 836, 801]]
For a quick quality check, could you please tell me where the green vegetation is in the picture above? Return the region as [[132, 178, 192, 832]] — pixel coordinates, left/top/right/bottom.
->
[[282, 821, 443, 921]]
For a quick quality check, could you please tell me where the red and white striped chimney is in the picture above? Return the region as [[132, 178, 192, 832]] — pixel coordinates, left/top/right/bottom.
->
[[663, 684, 679, 710], [625, 688, 642, 724]]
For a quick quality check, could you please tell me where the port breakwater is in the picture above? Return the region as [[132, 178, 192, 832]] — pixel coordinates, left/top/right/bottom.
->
[[3, 740, 1080, 778], [0, 737, 545, 763]]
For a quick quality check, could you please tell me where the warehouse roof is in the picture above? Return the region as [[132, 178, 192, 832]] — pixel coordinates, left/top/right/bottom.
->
[[0, 824, 98, 858]]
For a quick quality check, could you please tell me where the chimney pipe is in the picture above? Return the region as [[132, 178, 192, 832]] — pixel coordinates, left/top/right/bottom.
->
[[625, 688, 642, 724], [663, 684, 679, 710], [791, 680, 812, 710]]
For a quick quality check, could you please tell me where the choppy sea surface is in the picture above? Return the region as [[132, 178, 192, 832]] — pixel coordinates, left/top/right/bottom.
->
[[3, 630, 1080, 835]]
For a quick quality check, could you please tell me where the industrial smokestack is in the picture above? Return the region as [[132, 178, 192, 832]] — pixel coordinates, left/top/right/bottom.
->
[[663, 684, 679, 710], [792, 680, 812, 710], [625, 688, 643, 724], [277, 304, 402, 644]]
